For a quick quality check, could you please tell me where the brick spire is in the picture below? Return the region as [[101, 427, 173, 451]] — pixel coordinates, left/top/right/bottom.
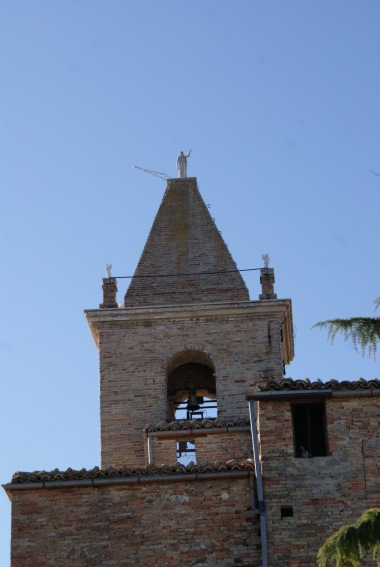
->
[[124, 177, 249, 307]]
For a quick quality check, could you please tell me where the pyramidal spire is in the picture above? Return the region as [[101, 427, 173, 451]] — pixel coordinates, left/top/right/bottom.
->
[[124, 178, 249, 307]]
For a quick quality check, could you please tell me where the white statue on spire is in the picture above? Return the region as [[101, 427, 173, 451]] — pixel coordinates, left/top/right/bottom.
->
[[262, 254, 270, 268], [105, 263, 112, 278], [176, 150, 192, 178]]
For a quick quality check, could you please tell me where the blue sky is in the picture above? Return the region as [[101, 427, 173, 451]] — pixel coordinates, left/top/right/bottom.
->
[[1, 1, 379, 563]]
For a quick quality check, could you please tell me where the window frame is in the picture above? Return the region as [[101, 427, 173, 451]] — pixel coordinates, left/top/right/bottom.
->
[[291, 400, 329, 458]]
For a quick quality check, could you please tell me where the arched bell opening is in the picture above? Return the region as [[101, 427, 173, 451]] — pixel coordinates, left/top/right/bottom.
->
[[167, 361, 217, 421]]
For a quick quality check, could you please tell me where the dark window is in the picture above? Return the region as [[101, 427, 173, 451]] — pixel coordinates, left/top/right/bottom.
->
[[281, 506, 293, 518], [292, 402, 327, 457]]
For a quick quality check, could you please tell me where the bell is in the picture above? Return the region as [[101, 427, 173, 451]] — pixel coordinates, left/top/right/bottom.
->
[[186, 391, 200, 412]]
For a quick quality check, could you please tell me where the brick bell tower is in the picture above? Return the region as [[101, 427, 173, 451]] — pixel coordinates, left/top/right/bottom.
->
[[85, 177, 294, 469], [5, 173, 295, 567], [6, 170, 380, 567]]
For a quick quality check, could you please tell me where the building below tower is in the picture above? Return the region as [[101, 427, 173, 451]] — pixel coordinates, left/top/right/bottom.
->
[[3, 177, 380, 566]]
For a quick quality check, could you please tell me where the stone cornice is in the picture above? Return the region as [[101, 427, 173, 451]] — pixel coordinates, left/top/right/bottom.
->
[[84, 299, 294, 363]]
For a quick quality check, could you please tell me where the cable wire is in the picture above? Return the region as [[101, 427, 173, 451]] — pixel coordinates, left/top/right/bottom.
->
[[108, 267, 268, 280]]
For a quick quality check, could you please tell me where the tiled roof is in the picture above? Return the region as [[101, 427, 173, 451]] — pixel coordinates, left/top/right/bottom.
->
[[260, 378, 380, 391], [11, 459, 254, 484], [144, 417, 250, 433]]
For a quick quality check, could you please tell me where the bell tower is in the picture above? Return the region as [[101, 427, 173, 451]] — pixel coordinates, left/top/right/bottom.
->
[[85, 177, 294, 468], [8, 165, 378, 567]]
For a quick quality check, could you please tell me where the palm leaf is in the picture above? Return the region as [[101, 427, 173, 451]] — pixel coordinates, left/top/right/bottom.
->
[[313, 316, 380, 359]]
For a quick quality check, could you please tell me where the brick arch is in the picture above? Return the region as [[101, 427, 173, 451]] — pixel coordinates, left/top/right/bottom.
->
[[164, 348, 216, 421], [164, 347, 215, 376]]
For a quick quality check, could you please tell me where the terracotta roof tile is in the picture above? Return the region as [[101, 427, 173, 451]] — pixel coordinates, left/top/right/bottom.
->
[[11, 459, 254, 484], [144, 417, 250, 433], [259, 377, 380, 391]]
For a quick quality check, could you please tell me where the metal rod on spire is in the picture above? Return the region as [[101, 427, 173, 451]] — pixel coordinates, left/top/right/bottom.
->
[[133, 165, 170, 180]]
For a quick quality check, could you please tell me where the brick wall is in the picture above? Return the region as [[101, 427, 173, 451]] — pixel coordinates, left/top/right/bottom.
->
[[150, 436, 178, 464], [10, 477, 260, 567], [150, 431, 252, 465], [195, 431, 252, 463], [99, 312, 283, 468], [258, 395, 380, 566], [124, 178, 249, 307]]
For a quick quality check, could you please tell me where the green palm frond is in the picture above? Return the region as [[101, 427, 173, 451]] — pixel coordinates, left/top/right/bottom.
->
[[313, 298, 380, 359], [313, 317, 380, 358], [317, 509, 380, 567]]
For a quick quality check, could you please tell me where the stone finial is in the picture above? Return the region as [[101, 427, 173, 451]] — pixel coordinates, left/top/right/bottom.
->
[[105, 263, 112, 278], [100, 277, 118, 309], [259, 266, 277, 300]]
